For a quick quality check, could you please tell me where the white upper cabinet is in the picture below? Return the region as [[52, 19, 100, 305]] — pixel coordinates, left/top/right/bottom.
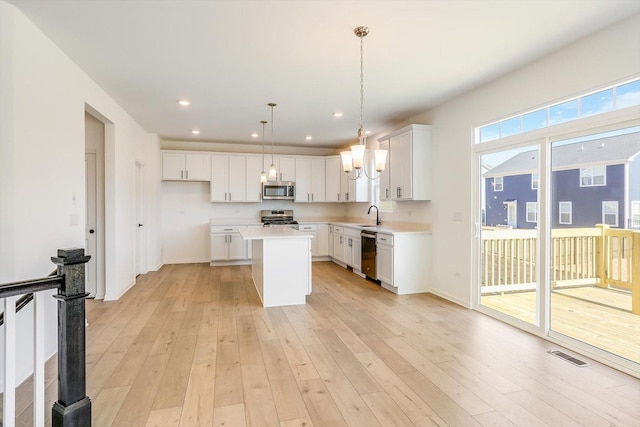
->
[[211, 155, 246, 202], [245, 155, 263, 202], [379, 124, 432, 201], [262, 155, 296, 182], [162, 152, 211, 181], [325, 156, 342, 202], [378, 139, 391, 201], [340, 162, 369, 202], [295, 157, 326, 202]]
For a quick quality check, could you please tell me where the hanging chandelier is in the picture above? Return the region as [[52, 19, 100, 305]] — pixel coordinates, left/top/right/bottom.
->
[[341, 26, 387, 179], [268, 103, 278, 180], [260, 120, 267, 183]]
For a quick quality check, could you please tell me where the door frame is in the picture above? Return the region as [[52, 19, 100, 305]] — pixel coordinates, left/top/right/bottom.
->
[[135, 161, 147, 276]]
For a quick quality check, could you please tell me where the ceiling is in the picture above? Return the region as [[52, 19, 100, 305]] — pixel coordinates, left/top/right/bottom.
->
[[7, 0, 640, 149]]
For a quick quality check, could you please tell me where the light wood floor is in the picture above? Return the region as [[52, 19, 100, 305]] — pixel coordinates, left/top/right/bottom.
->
[[482, 287, 640, 363], [10, 262, 640, 426]]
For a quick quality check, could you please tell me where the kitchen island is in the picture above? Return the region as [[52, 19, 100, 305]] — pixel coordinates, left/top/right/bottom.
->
[[237, 226, 313, 307]]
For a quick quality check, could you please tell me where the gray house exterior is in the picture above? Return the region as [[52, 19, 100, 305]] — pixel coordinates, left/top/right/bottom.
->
[[484, 132, 640, 229]]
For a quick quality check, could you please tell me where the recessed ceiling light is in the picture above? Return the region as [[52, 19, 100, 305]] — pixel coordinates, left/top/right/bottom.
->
[[178, 99, 190, 106], [333, 112, 343, 117], [251, 133, 259, 138], [365, 130, 371, 135], [305, 136, 313, 140], [191, 129, 200, 135]]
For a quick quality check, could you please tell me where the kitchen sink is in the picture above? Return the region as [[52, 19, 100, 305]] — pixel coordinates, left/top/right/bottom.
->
[[356, 224, 377, 228]]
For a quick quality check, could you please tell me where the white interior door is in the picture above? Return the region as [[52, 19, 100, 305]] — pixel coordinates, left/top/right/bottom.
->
[[85, 153, 97, 297], [135, 162, 146, 276]]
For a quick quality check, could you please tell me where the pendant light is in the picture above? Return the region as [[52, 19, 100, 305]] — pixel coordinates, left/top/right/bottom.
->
[[341, 26, 387, 179], [260, 120, 267, 183], [268, 103, 278, 180]]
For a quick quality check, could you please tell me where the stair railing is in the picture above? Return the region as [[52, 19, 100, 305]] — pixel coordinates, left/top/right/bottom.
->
[[0, 248, 91, 427]]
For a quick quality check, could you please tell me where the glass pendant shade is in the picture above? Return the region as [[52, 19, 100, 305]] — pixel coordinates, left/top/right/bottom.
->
[[374, 149, 388, 172], [350, 144, 365, 169], [260, 171, 267, 183], [340, 151, 353, 173], [268, 163, 277, 179]]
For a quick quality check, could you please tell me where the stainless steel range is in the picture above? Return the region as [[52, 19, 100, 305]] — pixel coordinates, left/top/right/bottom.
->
[[261, 210, 299, 230]]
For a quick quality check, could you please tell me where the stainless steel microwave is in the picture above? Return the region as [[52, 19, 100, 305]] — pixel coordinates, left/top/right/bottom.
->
[[262, 182, 295, 200]]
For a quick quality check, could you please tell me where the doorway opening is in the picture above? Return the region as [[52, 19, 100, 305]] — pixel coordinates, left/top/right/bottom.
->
[[85, 112, 105, 298]]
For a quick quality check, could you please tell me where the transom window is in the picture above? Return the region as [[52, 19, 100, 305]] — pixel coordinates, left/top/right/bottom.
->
[[580, 165, 606, 187], [526, 202, 538, 223], [493, 176, 503, 191], [559, 201, 572, 224], [602, 201, 618, 227]]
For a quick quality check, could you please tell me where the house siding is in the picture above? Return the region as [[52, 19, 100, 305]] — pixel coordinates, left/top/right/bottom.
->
[[485, 174, 538, 229], [629, 157, 640, 228], [552, 164, 625, 228]]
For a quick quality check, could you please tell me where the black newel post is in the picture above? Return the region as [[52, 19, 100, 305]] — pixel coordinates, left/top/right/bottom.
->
[[51, 248, 92, 427]]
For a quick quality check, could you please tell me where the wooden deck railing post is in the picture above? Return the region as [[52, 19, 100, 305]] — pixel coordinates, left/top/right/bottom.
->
[[50, 248, 92, 427], [595, 224, 609, 289], [632, 232, 640, 315]]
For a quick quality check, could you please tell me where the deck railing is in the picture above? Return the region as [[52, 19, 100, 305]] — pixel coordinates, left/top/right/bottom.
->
[[0, 248, 92, 426], [481, 225, 640, 314]]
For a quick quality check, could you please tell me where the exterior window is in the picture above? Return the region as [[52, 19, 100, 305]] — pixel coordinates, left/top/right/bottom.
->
[[602, 201, 618, 227], [493, 176, 503, 191], [580, 165, 606, 187], [531, 173, 538, 190], [632, 201, 640, 228], [526, 202, 538, 223], [559, 202, 572, 224]]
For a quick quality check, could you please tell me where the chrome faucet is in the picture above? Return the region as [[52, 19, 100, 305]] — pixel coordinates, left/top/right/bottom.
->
[[367, 205, 381, 225]]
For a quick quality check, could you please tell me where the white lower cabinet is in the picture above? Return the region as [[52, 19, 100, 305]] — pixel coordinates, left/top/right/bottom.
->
[[299, 224, 330, 257], [210, 225, 260, 264], [331, 226, 362, 273], [376, 232, 431, 295], [332, 226, 346, 263], [328, 225, 334, 257]]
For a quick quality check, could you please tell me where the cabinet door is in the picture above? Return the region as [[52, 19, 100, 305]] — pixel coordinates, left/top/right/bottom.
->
[[345, 237, 353, 266], [340, 168, 351, 202], [311, 158, 326, 202], [228, 233, 246, 260], [185, 154, 211, 181], [245, 155, 263, 202], [378, 140, 391, 201], [295, 158, 312, 202], [210, 234, 228, 260], [351, 237, 361, 271], [328, 226, 334, 257], [210, 155, 229, 202], [317, 224, 329, 256], [278, 156, 296, 182], [325, 156, 342, 202], [228, 156, 246, 202], [390, 131, 412, 200], [333, 233, 345, 262], [162, 153, 186, 180], [377, 244, 394, 285]]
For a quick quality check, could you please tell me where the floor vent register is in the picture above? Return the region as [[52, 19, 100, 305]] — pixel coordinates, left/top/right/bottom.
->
[[548, 350, 590, 367]]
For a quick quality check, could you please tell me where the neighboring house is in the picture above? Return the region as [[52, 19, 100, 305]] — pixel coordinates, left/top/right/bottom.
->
[[484, 132, 640, 229]]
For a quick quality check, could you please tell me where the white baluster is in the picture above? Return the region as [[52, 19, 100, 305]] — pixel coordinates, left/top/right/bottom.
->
[[33, 292, 45, 427], [3, 295, 17, 427]]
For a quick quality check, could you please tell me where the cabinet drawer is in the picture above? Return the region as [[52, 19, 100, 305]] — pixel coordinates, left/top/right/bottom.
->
[[299, 224, 318, 232], [211, 225, 239, 233], [344, 227, 361, 238], [377, 234, 393, 246], [333, 226, 344, 234]]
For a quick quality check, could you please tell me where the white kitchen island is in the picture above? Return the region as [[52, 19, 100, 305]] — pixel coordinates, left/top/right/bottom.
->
[[237, 226, 313, 307]]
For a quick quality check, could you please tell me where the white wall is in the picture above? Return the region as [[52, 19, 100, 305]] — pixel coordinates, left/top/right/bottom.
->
[[0, 1, 161, 389], [161, 181, 347, 263], [393, 13, 640, 307]]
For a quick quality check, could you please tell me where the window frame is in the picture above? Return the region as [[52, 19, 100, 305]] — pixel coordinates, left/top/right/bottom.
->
[[559, 201, 572, 225], [580, 165, 606, 187], [526, 201, 538, 223], [531, 173, 539, 190], [632, 201, 640, 228], [493, 176, 503, 192], [602, 201, 619, 227]]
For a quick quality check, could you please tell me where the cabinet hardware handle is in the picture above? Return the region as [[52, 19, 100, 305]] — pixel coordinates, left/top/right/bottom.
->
[[311, 193, 314, 201], [224, 228, 233, 231], [338, 194, 340, 201], [308, 194, 310, 201], [386, 188, 389, 198], [181, 170, 184, 179], [229, 192, 231, 200], [186, 170, 189, 180]]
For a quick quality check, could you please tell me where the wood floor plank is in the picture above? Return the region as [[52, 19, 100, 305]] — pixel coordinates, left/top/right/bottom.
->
[[361, 391, 415, 427], [179, 362, 215, 426], [213, 403, 246, 427], [280, 416, 314, 427], [91, 386, 131, 427], [145, 406, 182, 427], [298, 379, 348, 427]]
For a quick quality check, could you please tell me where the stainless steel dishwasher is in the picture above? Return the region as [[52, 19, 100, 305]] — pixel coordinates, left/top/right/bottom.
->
[[361, 230, 377, 280]]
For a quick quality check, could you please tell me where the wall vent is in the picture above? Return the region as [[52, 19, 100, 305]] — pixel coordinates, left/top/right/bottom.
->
[[548, 350, 590, 367]]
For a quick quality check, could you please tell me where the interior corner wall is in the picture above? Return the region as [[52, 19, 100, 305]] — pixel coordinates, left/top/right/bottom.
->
[[0, 0, 160, 388], [400, 13, 640, 307]]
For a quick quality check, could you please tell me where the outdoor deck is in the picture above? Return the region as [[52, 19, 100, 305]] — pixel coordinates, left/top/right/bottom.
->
[[482, 286, 640, 363]]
